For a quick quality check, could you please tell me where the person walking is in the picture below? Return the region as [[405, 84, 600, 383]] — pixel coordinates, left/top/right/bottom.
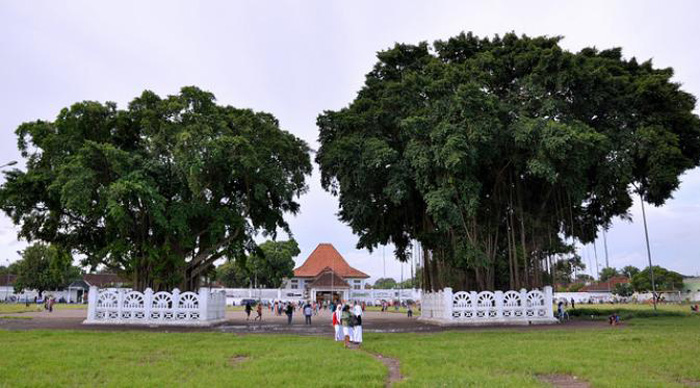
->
[[245, 301, 252, 321], [571, 298, 576, 309], [285, 302, 293, 325], [407, 303, 413, 318], [340, 305, 354, 348], [352, 302, 363, 346], [304, 302, 312, 325], [254, 303, 263, 321]]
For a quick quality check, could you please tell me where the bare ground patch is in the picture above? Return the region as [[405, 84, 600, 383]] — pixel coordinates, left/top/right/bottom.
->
[[537, 374, 590, 388], [228, 355, 249, 367], [679, 378, 700, 387], [369, 353, 403, 388]]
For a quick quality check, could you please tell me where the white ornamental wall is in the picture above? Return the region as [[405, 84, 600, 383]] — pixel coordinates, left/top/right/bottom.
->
[[84, 287, 226, 326], [420, 286, 556, 325]]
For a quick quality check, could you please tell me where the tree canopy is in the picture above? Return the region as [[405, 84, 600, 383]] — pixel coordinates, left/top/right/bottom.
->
[[216, 239, 299, 288], [631, 266, 684, 292], [13, 243, 82, 296], [316, 32, 700, 291], [599, 267, 620, 282], [0, 87, 312, 290], [373, 278, 398, 289], [622, 265, 640, 279]]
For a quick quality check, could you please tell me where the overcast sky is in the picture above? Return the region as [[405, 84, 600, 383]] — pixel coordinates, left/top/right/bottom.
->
[[1, 1, 699, 282]]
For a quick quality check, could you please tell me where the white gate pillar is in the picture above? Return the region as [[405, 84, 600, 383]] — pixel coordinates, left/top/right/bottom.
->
[[544, 286, 554, 318], [86, 286, 97, 322], [199, 287, 210, 321], [443, 287, 453, 320], [144, 288, 153, 320]]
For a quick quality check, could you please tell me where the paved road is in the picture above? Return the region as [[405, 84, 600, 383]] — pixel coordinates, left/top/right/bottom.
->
[[0, 307, 603, 334]]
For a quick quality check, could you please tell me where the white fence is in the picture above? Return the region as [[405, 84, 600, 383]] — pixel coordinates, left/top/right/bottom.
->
[[420, 286, 556, 325], [84, 287, 226, 326]]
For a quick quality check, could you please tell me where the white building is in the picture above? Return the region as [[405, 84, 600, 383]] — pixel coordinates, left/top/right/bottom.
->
[[283, 243, 369, 303]]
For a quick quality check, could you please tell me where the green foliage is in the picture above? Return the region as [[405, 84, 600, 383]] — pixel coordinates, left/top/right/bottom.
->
[[0, 262, 20, 276], [0, 87, 312, 290], [622, 265, 640, 279], [566, 283, 585, 292], [575, 273, 594, 282], [216, 240, 299, 288], [316, 32, 700, 291], [614, 283, 634, 297], [13, 243, 81, 295], [599, 267, 620, 282], [373, 278, 397, 289], [553, 256, 586, 285], [631, 266, 685, 292]]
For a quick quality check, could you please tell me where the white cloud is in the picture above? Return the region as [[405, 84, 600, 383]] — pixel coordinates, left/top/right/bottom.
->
[[1, 0, 699, 279]]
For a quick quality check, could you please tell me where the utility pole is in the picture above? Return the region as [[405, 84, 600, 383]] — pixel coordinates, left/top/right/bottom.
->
[[639, 193, 657, 311]]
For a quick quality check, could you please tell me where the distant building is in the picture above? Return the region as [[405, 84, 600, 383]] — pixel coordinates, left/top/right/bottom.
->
[[0, 273, 127, 303], [580, 276, 630, 293], [283, 243, 369, 303]]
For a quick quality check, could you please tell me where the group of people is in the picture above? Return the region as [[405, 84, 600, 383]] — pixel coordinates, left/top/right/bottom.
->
[[331, 301, 363, 348]]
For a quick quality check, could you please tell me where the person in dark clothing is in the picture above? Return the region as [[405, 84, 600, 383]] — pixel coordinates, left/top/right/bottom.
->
[[245, 302, 252, 320], [285, 303, 293, 324], [571, 298, 576, 309]]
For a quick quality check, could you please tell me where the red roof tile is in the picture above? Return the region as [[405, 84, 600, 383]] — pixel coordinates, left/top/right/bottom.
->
[[294, 243, 369, 279], [580, 276, 630, 292]]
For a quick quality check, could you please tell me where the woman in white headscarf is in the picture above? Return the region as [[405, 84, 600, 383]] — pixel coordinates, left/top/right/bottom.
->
[[352, 302, 363, 345], [334, 301, 344, 341]]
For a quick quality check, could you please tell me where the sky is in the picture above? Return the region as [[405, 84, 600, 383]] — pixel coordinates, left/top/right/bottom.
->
[[1, 0, 699, 282]]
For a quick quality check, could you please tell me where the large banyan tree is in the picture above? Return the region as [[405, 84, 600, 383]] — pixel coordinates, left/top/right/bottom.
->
[[0, 87, 312, 291], [316, 33, 700, 291]]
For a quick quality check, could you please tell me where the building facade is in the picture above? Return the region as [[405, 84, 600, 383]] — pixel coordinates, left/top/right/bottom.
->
[[283, 243, 369, 303]]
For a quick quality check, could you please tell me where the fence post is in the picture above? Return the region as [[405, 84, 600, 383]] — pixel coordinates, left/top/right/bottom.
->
[[495, 290, 504, 319], [199, 287, 210, 322], [470, 291, 478, 319], [520, 288, 528, 318], [172, 288, 181, 320], [144, 288, 153, 320], [443, 287, 453, 320], [544, 286, 554, 318], [86, 286, 98, 322], [116, 289, 124, 321]]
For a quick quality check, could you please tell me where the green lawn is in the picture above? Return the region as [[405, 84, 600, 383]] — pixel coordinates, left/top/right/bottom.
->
[[0, 316, 698, 387], [0, 304, 43, 314], [0, 303, 86, 314], [364, 306, 421, 316], [363, 317, 700, 387], [54, 303, 87, 310]]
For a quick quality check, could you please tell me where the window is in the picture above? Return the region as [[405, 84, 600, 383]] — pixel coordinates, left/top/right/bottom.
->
[[291, 285, 298, 289], [354, 280, 361, 284], [354, 285, 361, 290]]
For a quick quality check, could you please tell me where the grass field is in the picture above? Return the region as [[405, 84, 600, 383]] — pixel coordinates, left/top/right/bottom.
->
[[0, 304, 43, 314], [1, 315, 698, 387], [0, 303, 86, 314]]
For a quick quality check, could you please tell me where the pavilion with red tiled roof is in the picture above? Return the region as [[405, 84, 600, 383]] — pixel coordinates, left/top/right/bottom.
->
[[285, 243, 369, 303]]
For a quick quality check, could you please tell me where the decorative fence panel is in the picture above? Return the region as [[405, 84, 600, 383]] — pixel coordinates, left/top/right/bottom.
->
[[421, 286, 555, 325], [84, 287, 226, 326]]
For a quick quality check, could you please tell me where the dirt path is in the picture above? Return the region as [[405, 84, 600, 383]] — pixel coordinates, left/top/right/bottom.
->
[[369, 353, 403, 388], [537, 374, 591, 388]]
